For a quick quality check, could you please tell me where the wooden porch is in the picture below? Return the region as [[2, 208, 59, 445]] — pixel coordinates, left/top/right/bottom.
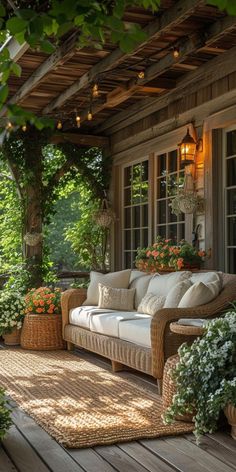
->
[[1, 349, 235, 472]]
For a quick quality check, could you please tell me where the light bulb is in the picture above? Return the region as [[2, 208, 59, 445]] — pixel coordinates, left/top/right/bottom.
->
[[56, 120, 62, 130], [92, 83, 99, 98], [137, 70, 145, 79], [6, 121, 13, 130], [173, 47, 180, 58], [22, 124, 27, 132], [87, 110, 93, 121], [76, 114, 81, 128]]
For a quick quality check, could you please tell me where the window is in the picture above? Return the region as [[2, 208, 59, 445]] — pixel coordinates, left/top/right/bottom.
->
[[155, 149, 185, 241], [123, 160, 149, 268], [224, 128, 236, 273]]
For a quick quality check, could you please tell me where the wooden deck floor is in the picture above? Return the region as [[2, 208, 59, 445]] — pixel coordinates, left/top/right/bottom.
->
[[0, 350, 235, 472]]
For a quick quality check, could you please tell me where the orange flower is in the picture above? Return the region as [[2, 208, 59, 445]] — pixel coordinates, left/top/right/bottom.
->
[[177, 258, 184, 269], [36, 307, 43, 313], [33, 300, 39, 306], [39, 300, 44, 306], [47, 308, 54, 314], [49, 304, 55, 310]]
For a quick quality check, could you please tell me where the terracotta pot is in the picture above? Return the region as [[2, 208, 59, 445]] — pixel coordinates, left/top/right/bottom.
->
[[224, 403, 236, 440], [3, 328, 21, 346]]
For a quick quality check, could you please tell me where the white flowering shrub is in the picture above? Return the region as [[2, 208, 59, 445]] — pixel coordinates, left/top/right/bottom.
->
[[0, 290, 25, 335], [163, 311, 236, 442]]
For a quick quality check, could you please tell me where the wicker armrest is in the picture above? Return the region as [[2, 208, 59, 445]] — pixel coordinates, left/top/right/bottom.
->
[[150, 281, 236, 380], [61, 288, 87, 337]]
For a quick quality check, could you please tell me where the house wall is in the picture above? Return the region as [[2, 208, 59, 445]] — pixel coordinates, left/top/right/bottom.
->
[[106, 62, 236, 272]]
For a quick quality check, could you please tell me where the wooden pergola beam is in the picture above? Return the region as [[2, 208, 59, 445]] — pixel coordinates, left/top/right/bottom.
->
[[74, 13, 236, 124], [42, 0, 204, 115], [50, 132, 109, 147], [0, 33, 78, 117]]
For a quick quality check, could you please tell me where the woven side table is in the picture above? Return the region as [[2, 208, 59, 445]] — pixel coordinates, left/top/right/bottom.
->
[[21, 313, 65, 350], [162, 322, 204, 422]]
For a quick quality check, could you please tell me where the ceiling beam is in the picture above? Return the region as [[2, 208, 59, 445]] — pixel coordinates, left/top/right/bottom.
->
[[61, 13, 236, 126], [42, 0, 204, 115], [0, 33, 78, 117], [50, 132, 109, 147]]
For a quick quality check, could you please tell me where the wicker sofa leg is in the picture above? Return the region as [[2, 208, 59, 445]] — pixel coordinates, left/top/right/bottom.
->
[[67, 342, 74, 351], [157, 378, 162, 395], [111, 360, 125, 372]]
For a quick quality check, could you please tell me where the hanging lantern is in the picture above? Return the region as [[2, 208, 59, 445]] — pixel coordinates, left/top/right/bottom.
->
[[178, 128, 196, 166], [94, 199, 116, 227]]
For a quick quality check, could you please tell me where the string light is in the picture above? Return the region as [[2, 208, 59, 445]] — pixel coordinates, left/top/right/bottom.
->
[[87, 109, 93, 121], [75, 111, 81, 128], [137, 70, 145, 79], [6, 121, 13, 131], [92, 83, 99, 98], [56, 120, 62, 130], [22, 124, 27, 132], [173, 47, 180, 58]]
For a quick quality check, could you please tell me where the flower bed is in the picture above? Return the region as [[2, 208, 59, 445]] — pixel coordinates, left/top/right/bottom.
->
[[135, 237, 205, 272]]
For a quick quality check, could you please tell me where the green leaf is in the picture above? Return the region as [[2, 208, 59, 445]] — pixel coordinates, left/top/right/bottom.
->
[[39, 40, 56, 54], [0, 84, 8, 104], [14, 31, 26, 45], [6, 17, 28, 35], [11, 62, 22, 78], [0, 5, 5, 17], [29, 18, 44, 37], [74, 15, 84, 26], [17, 9, 36, 20]]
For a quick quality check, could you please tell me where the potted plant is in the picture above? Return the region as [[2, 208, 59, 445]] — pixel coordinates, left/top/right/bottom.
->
[[0, 290, 25, 345], [135, 236, 206, 272], [0, 388, 12, 440], [163, 311, 236, 442], [21, 287, 64, 350]]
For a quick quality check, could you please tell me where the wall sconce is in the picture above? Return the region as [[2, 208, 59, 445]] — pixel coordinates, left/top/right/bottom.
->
[[178, 128, 196, 166]]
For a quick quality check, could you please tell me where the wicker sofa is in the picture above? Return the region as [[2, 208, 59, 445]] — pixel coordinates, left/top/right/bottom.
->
[[61, 271, 236, 392]]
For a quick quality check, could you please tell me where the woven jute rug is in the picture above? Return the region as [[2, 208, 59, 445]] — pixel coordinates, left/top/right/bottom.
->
[[0, 349, 193, 448]]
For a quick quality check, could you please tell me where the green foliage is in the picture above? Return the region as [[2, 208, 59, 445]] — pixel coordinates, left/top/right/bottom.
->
[[0, 289, 25, 335], [0, 389, 12, 440], [208, 0, 236, 14], [163, 311, 236, 442], [65, 185, 109, 271]]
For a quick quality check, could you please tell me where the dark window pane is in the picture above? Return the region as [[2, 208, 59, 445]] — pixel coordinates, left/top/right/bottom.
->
[[167, 174, 178, 197], [227, 130, 236, 157], [157, 226, 166, 238], [124, 230, 131, 250], [140, 181, 148, 202], [134, 230, 141, 250], [125, 208, 131, 228], [124, 252, 132, 269], [227, 158, 236, 187], [142, 228, 148, 246], [157, 154, 166, 177], [141, 161, 148, 181], [227, 217, 236, 246], [169, 150, 178, 173], [179, 223, 185, 240], [142, 205, 148, 226], [227, 189, 236, 215], [168, 200, 177, 222], [124, 187, 131, 206], [133, 206, 140, 228], [157, 177, 166, 199], [158, 200, 166, 224], [178, 171, 185, 188], [124, 166, 131, 186], [227, 248, 236, 273], [169, 224, 178, 241]]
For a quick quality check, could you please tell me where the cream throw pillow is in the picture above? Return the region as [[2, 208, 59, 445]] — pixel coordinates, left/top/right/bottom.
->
[[98, 283, 135, 311], [164, 279, 192, 308], [178, 281, 220, 308], [147, 271, 191, 298], [83, 269, 131, 306], [129, 273, 153, 309], [138, 292, 165, 316]]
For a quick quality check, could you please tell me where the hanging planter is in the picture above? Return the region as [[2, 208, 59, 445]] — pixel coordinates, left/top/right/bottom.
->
[[94, 199, 116, 227], [24, 232, 43, 246], [170, 192, 205, 216]]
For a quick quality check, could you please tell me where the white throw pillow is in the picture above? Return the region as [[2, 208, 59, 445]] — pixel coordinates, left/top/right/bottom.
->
[[178, 281, 220, 308], [129, 273, 153, 309], [147, 271, 191, 298], [190, 271, 223, 288], [83, 269, 131, 306], [164, 279, 192, 308], [137, 292, 165, 316], [98, 284, 135, 311]]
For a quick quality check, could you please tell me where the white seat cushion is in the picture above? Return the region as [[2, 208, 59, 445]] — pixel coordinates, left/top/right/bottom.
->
[[83, 269, 131, 306], [69, 306, 116, 330], [129, 273, 153, 309], [119, 317, 152, 348], [90, 311, 147, 338], [147, 271, 191, 297]]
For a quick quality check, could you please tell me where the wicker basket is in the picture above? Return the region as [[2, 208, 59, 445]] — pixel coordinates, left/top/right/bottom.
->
[[162, 354, 193, 422], [3, 328, 21, 346], [21, 313, 65, 350]]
